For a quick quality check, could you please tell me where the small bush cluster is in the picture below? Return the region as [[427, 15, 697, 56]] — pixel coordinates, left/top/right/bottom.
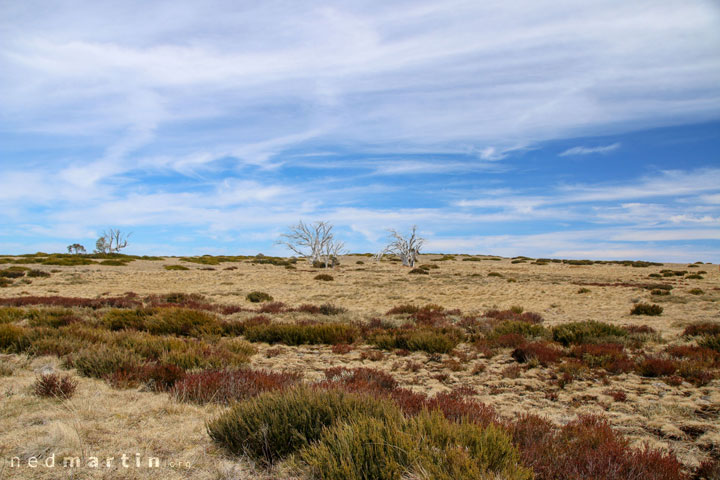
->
[[683, 322, 720, 337], [171, 368, 300, 404], [552, 321, 627, 346], [630, 303, 663, 316], [33, 373, 77, 399], [243, 322, 358, 346], [485, 309, 543, 324], [246, 291, 273, 303], [370, 328, 461, 354], [511, 341, 564, 366], [314, 274, 334, 281]]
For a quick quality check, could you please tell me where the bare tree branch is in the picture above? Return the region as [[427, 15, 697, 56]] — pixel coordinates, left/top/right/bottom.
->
[[277, 220, 345, 267], [376, 226, 424, 267]]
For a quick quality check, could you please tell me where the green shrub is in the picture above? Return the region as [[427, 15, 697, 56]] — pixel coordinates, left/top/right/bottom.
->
[[688, 288, 704, 295], [300, 410, 531, 480], [577, 288, 591, 294], [699, 335, 720, 352], [145, 308, 221, 337], [41, 256, 95, 266], [630, 303, 663, 316], [99, 260, 128, 266], [0, 307, 24, 324], [66, 345, 141, 378], [244, 322, 358, 346], [552, 321, 627, 346], [314, 274, 334, 281], [103, 308, 155, 331], [488, 272, 503, 277], [409, 268, 429, 275], [370, 328, 462, 354], [26, 269, 51, 278], [0, 323, 30, 352], [26, 308, 79, 328], [164, 265, 190, 271], [246, 291, 273, 303], [207, 387, 399, 465], [685, 274, 703, 280], [489, 321, 550, 341]]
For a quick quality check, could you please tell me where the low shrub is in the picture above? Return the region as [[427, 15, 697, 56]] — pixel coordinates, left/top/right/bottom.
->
[[511, 341, 564, 366], [99, 260, 128, 266], [172, 368, 300, 404], [0, 323, 30, 353], [300, 410, 531, 480], [604, 390, 627, 402], [509, 414, 686, 480], [27, 308, 81, 328], [630, 303, 663, 316], [331, 343, 354, 354], [664, 345, 719, 367], [295, 303, 346, 315], [108, 362, 185, 391], [577, 288, 591, 294], [145, 308, 221, 337], [409, 268, 429, 275], [370, 328, 462, 354], [0, 307, 24, 324], [685, 274, 704, 280], [676, 361, 714, 386], [552, 321, 627, 346], [698, 334, 720, 352], [314, 274, 334, 281], [651, 289, 670, 296], [244, 322, 358, 346], [489, 321, 550, 342], [386, 304, 420, 315], [488, 271, 503, 277], [207, 387, 399, 465], [258, 301, 287, 314], [485, 309, 543, 324], [688, 288, 704, 295], [683, 322, 720, 337], [26, 269, 51, 278], [164, 265, 190, 271], [66, 345, 142, 379], [569, 343, 633, 373], [636, 356, 678, 377], [33, 373, 77, 399], [246, 291, 273, 303]]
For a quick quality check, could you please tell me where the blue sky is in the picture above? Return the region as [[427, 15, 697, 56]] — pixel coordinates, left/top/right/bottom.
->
[[1, 1, 719, 261]]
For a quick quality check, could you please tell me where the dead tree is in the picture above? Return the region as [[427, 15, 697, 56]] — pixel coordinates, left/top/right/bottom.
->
[[278, 220, 345, 267], [376, 226, 424, 267], [95, 228, 131, 254]]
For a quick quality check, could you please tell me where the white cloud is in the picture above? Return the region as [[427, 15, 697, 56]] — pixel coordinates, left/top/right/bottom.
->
[[559, 143, 620, 156]]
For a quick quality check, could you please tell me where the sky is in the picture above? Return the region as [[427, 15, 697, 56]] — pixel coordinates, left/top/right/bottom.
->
[[1, 0, 719, 262]]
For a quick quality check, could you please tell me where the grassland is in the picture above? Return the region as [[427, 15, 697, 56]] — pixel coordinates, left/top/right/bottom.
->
[[0, 254, 718, 479]]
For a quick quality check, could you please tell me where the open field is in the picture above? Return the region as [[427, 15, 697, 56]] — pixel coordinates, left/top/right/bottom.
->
[[1, 253, 719, 479]]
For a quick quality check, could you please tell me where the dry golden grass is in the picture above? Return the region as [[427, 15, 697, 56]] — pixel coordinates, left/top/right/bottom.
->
[[1, 254, 718, 477]]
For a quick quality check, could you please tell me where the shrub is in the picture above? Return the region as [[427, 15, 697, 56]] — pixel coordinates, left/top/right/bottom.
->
[[296, 303, 346, 315], [0, 307, 24, 324], [65, 345, 142, 379], [26, 308, 81, 328], [300, 410, 531, 480], [488, 272, 503, 277], [636, 356, 677, 377], [172, 368, 300, 404], [683, 322, 720, 337], [164, 265, 189, 271], [0, 323, 30, 353], [246, 291, 273, 303], [489, 321, 549, 341], [27, 269, 50, 278], [409, 268, 429, 275], [103, 308, 154, 331], [577, 288, 591, 294], [370, 328, 462, 354], [321, 367, 398, 392], [107, 362, 185, 391], [258, 301, 287, 314], [604, 390, 627, 402], [509, 414, 686, 480], [145, 308, 221, 337], [207, 387, 399, 465], [698, 334, 720, 352], [630, 303, 663, 316], [511, 342, 564, 366], [99, 260, 128, 266], [33, 373, 77, 399], [552, 321, 627, 346], [244, 322, 358, 346], [331, 343, 354, 354], [664, 345, 719, 367], [569, 343, 633, 373], [314, 274, 334, 281], [651, 289, 670, 296], [485, 309, 543, 324], [686, 274, 703, 280], [386, 304, 420, 315], [688, 288, 704, 295]]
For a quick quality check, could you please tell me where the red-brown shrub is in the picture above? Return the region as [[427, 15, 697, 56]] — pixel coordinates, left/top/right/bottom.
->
[[171, 368, 300, 404], [257, 302, 287, 314], [33, 373, 77, 398], [665, 345, 720, 367], [511, 341, 564, 365], [386, 304, 420, 315], [331, 343, 354, 354], [0, 295, 141, 309], [570, 343, 633, 373], [636, 356, 678, 377], [682, 322, 720, 337], [321, 367, 398, 392], [604, 389, 627, 402], [485, 309, 543, 324], [107, 362, 185, 391], [493, 333, 527, 348]]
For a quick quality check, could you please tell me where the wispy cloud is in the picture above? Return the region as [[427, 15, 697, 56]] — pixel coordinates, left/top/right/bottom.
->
[[559, 143, 620, 156]]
